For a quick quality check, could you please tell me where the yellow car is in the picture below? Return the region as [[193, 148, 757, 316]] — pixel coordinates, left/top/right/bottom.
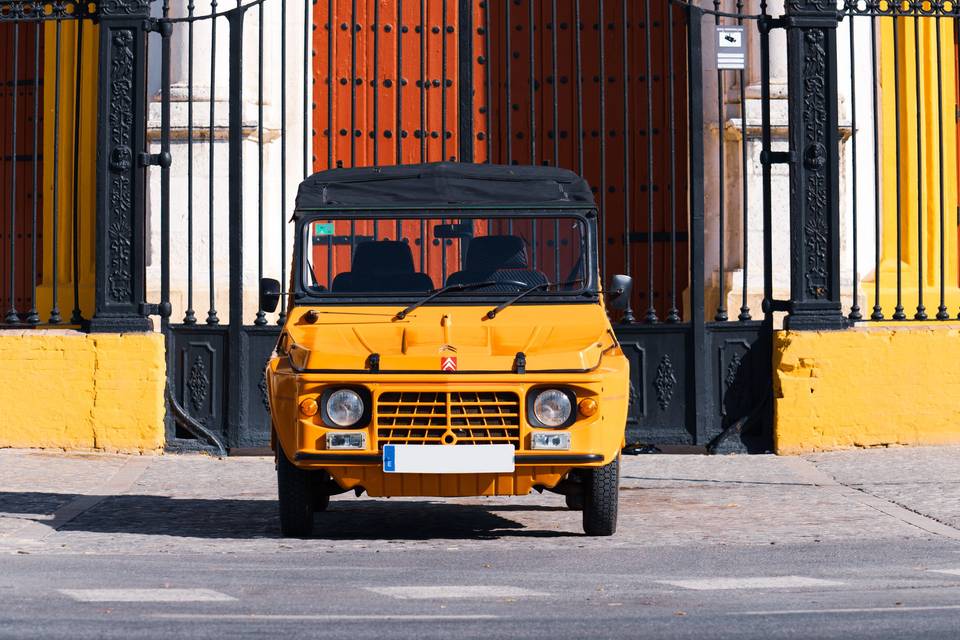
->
[[262, 163, 632, 537]]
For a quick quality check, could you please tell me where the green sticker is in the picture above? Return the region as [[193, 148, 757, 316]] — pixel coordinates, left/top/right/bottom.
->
[[314, 222, 334, 236]]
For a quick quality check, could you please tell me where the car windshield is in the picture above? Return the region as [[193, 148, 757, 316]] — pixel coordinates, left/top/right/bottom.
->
[[301, 213, 589, 297]]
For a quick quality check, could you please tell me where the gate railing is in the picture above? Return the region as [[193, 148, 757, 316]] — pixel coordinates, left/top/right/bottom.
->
[[0, 0, 97, 326], [836, 0, 960, 323], [6, 0, 957, 448], [7, 0, 959, 332]]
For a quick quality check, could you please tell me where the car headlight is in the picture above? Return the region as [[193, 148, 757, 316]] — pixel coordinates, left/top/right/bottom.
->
[[531, 389, 574, 428], [324, 389, 365, 427]]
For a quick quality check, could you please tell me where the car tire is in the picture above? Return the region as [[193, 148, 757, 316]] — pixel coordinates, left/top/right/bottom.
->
[[565, 493, 584, 510], [582, 456, 619, 536], [312, 492, 330, 513], [277, 445, 315, 537]]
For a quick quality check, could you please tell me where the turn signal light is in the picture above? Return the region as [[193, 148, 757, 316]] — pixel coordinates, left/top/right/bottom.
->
[[578, 398, 599, 417], [299, 398, 319, 417]]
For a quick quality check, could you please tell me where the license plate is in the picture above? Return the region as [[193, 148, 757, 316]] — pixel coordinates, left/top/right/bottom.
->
[[382, 444, 515, 474]]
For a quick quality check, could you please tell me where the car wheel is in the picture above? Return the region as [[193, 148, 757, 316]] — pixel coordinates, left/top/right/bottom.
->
[[312, 492, 330, 513], [582, 456, 619, 536], [565, 493, 584, 510], [277, 445, 315, 537]]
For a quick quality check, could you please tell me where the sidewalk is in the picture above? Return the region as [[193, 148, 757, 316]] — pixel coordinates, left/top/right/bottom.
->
[[1, 447, 959, 555]]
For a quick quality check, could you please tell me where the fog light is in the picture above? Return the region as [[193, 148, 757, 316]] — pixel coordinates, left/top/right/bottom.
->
[[299, 398, 319, 417], [531, 431, 571, 450], [578, 398, 598, 417], [326, 431, 366, 450]]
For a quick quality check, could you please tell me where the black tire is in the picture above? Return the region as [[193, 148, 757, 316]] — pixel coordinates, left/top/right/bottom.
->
[[582, 457, 619, 536], [565, 493, 584, 511], [277, 446, 315, 537], [312, 492, 330, 513]]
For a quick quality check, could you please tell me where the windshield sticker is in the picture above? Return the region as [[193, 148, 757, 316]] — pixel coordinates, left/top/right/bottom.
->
[[313, 222, 335, 236]]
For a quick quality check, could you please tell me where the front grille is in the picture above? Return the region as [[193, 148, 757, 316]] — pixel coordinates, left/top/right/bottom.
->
[[376, 391, 521, 447]]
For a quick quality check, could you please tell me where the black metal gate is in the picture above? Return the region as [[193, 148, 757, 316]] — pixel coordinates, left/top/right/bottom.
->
[[147, 0, 782, 454]]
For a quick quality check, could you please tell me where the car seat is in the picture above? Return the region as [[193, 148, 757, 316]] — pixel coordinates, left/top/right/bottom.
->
[[445, 235, 547, 291], [331, 240, 434, 293]]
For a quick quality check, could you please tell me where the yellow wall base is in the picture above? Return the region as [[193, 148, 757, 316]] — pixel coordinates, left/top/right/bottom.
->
[[0, 331, 165, 453], [774, 326, 960, 454]]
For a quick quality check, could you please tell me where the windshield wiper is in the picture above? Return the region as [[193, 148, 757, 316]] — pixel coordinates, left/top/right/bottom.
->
[[485, 279, 583, 319], [394, 281, 501, 320]]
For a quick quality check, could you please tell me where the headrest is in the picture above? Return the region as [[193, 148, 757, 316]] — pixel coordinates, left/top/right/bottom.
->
[[350, 241, 416, 275], [464, 235, 528, 271]]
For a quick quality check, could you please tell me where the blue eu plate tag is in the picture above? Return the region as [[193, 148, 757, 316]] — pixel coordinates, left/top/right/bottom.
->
[[383, 445, 396, 472]]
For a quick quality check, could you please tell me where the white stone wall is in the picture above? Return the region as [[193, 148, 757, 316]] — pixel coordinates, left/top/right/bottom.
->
[[146, 0, 309, 325]]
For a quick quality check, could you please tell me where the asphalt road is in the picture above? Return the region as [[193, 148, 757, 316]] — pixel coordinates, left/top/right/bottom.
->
[[3, 541, 960, 639], [2, 447, 960, 639]]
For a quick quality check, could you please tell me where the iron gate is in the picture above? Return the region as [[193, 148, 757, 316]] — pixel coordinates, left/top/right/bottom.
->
[[146, 0, 780, 454]]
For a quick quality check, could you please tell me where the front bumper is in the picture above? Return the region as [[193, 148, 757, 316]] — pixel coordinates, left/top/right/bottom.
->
[[293, 451, 604, 464]]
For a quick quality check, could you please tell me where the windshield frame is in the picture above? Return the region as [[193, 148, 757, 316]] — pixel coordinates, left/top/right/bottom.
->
[[291, 206, 600, 307]]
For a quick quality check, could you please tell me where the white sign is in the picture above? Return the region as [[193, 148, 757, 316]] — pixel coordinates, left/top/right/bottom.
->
[[717, 26, 746, 70]]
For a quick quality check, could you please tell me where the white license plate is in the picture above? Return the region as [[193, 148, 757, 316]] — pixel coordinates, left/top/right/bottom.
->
[[382, 444, 515, 474]]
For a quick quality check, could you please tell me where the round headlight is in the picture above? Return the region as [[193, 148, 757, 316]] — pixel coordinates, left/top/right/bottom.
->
[[325, 389, 364, 427], [533, 389, 573, 427]]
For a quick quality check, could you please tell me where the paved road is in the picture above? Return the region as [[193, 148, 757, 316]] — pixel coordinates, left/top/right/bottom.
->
[[1, 447, 960, 639]]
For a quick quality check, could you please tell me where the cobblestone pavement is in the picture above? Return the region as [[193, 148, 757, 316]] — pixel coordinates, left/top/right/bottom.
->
[[2, 446, 959, 555], [807, 446, 960, 530]]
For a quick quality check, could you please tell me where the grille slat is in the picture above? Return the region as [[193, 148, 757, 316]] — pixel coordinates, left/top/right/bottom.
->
[[377, 391, 521, 448]]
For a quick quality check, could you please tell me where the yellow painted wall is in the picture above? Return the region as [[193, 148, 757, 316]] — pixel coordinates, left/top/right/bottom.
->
[[866, 16, 960, 315], [773, 327, 960, 454], [36, 20, 98, 324], [0, 331, 165, 452]]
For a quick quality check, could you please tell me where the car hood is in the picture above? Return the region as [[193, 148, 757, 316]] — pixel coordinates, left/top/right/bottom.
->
[[283, 304, 616, 373]]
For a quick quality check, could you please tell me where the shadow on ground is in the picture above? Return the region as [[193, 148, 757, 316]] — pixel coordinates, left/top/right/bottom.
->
[[0, 492, 576, 540]]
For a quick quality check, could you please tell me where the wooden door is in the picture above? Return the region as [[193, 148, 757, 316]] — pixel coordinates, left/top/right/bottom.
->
[[0, 23, 43, 320]]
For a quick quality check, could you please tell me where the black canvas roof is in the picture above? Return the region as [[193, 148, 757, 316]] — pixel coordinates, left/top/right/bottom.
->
[[293, 162, 594, 215]]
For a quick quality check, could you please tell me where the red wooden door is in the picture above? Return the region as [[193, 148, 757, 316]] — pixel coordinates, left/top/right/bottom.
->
[[0, 23, 43, 320], [311, 0, 688, 317], [481, 0, 689, 319]]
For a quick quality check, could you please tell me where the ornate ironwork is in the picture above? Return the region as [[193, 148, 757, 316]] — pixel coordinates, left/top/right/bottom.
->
[[802, 29, 829, 300], [188, 355, 209, 411], [258, 366, 270, 412], [87, 0, 153, 332], [0, 0, 95, 20], [840, 0, 960, 17], [725, 353, 743, 388], [783, 0, 846, 329], [654, 354, 677, 411], [106, 30, 135, 303], [98, 0, 150, 14]]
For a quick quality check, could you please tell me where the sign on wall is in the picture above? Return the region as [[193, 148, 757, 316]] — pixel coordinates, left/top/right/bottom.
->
[[717, 26, 746, 70]]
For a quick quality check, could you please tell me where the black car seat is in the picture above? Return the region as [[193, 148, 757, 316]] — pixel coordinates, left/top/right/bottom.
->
[[331, 240, 434, 293], [445, 235, 547, 291]]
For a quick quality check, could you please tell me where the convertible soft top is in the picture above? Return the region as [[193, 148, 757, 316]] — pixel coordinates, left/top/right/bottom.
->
[[293, 162, 594, 214]]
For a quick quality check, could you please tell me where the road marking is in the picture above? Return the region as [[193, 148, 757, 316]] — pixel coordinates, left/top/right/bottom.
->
[[659, 576, 845, 591], [149, 614, 499, 621], [60, 589, 236, 603], [928, 568, 960, 576], [732, 605, 960, 616], [366, 586, 549, 599]]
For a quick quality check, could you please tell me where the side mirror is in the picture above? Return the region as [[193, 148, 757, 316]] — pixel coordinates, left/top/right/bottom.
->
[[606, 274, 633, 310], [260, 278, 281, 313]]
